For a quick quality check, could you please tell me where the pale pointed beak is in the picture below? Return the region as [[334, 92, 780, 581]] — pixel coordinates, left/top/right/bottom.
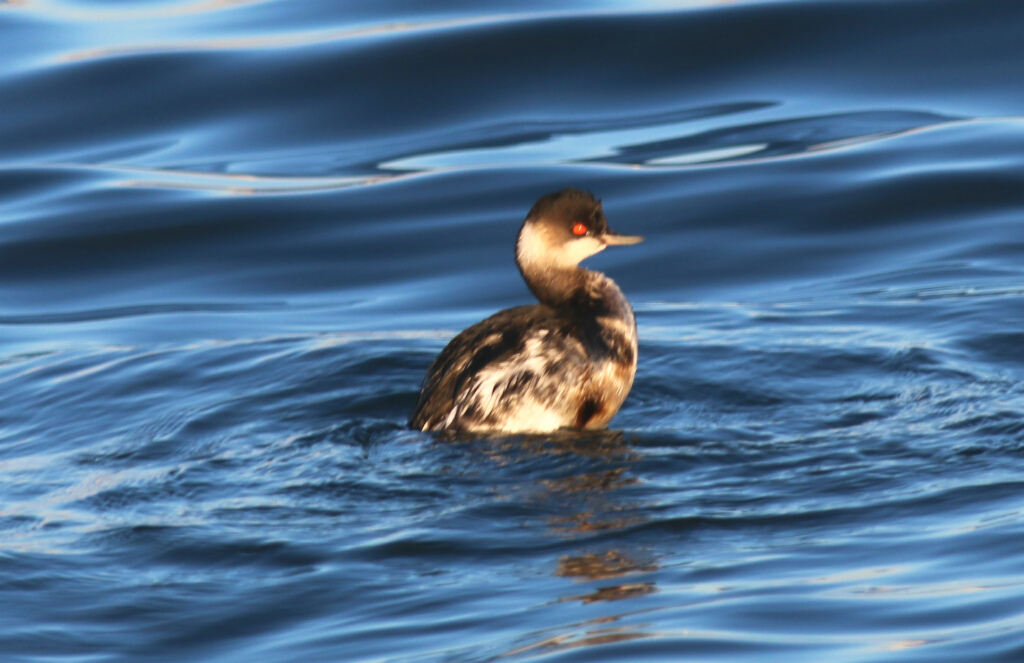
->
[[601, 231, 644, 246]]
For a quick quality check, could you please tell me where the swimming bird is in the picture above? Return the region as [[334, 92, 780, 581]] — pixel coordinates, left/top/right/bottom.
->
[[410, 188, 643, 433]]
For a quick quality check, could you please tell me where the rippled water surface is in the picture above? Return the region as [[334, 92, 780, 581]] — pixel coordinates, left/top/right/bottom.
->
[[3, 0, 1024, 661]]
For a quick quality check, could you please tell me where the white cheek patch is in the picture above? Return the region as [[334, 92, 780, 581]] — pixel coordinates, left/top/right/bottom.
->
[[517, 223, 606, 269], [560, 236, 605, 266], [515, 223, 550, 272]]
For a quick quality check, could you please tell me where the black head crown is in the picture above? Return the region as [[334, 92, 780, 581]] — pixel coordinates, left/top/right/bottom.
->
[[523, 188, 643, 248], [526, 189, 610, 240]]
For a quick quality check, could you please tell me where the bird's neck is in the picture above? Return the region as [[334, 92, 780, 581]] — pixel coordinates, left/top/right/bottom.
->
[[519, 261, 633, 325], [514, 223, 629, 318], [519, 261, 589, 310]]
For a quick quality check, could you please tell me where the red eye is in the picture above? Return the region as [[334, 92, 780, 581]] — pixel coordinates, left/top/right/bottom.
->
[[572, 223, 588, 236]]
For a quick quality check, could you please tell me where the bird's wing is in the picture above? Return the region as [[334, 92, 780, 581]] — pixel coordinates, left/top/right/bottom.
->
[[409, 306, 586, 431]]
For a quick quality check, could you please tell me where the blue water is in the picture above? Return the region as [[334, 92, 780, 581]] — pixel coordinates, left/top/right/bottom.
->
[[3, 0, 1024, 660]]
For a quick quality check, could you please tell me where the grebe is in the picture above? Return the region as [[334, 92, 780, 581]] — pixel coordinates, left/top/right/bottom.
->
[[410, 188, 643, 434]]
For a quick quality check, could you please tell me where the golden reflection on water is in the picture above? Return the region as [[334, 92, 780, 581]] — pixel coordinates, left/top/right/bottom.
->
[[501, 627, 651, 659], [472, 429, 661, 619], [564, 582, 658, 604], [557, 549, 659, 604], [500, 622, 653, 659], [556, 550, 657, 582], [472, 430, 647, 534]]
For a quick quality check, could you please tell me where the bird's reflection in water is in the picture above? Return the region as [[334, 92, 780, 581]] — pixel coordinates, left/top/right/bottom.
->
[[557, 550, 658, 603], [447, 429, 663, 657], [461, 429, 647, 533], [460, 429, 660, 596], [501, 621, 651, 658], [509, 547, 660, 657]]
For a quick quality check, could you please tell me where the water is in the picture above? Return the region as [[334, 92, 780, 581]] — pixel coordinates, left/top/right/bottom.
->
[[2, 0, 1024, 660]]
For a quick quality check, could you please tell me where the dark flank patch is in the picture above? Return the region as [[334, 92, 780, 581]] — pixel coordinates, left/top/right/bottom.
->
[[458, 402, 480, 422], [574, 397, 603, 428], [500, 370, 535, 397], [454, 328, 523, 397]]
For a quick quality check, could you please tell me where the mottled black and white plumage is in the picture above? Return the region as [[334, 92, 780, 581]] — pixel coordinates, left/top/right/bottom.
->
[[410, 189, 643, 434]]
